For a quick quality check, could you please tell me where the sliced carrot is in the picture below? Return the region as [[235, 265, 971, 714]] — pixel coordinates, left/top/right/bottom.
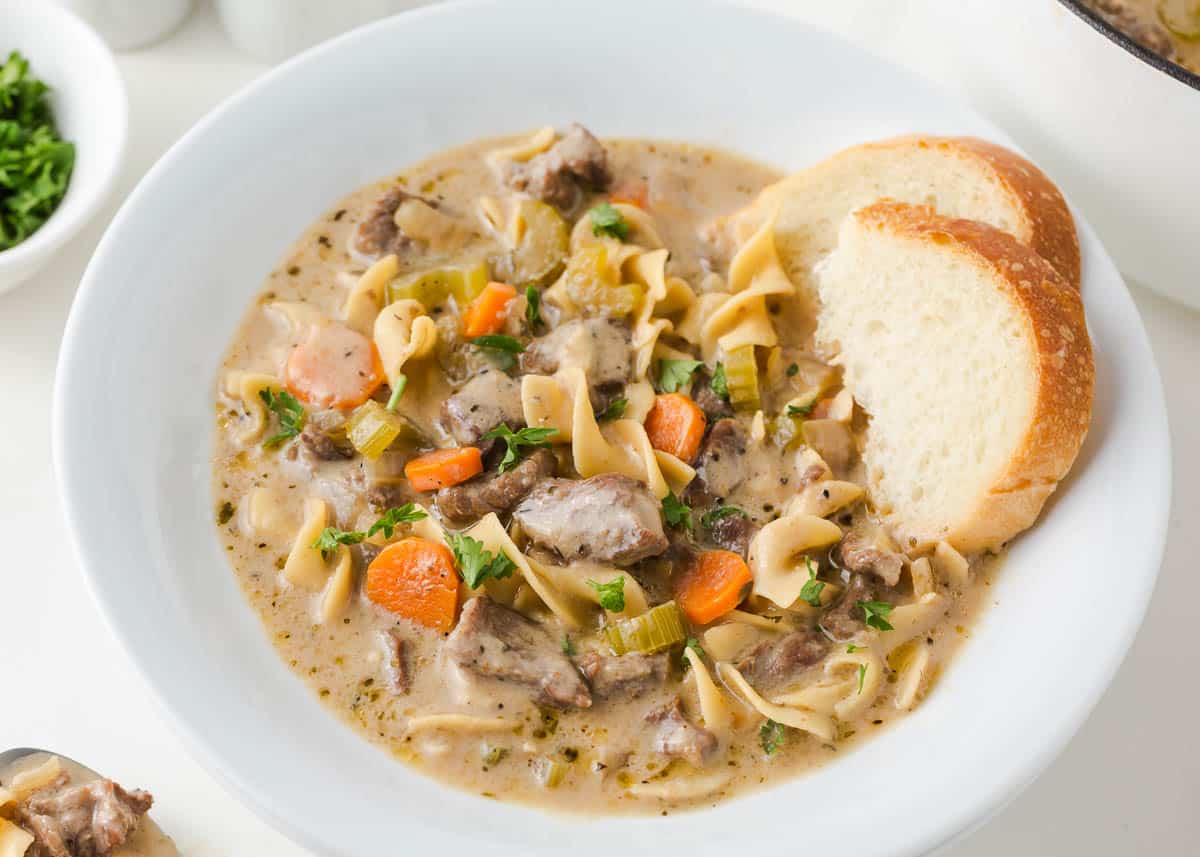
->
[[644, 393, 707, 463], [611, 181, 649, 210], [675, 550, 753, 625], [366, 537, 459, 631], [284, 323, 384, 409], [405, 447, 483, 491], [461, 281, 518, 337]]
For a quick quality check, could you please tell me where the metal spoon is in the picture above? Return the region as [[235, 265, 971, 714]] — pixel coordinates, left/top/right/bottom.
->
[[0, 747, 179, 856]]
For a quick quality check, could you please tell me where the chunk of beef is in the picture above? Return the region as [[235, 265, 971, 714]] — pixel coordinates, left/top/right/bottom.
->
[[18, 775, 153, 857], [300, 410, 355, 462], [437, 447, 556, 524], [734, 628, 830, 691], [578, 651, 667, 700], [364, 480, 419, 511], [692, 367, 733, 422], [519, 318, 631, 409], [645, 696, 718, 766], [504, 123, 611, 209], [352, 186, 440, 258], [384, 628, 411, 694], [514, 474, 668, 566], [707, 511, 758, 557], [445, 596, 592, 709], [441, 371, 525, 446], [694, 419, 749, 499], [819, 572, 900, 641], [837, 521, 905, 587]]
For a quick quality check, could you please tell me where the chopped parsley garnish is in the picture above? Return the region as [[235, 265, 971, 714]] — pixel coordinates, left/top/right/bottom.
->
[[661, 491, 693, 530], [561, 635, 576, 656], [588, 201, 629, 240], [217, 501, 235, 525], [385, 373, 407, 411], [259, 388, 306, 448], [760, 719, 785, 755], [311, 526, 365, 558], [472, 334, 524, 370], [657, 358, 702, 393], [481, 744, 508, 766], [710, 362, 729, 400], [857, 663, 868, 695], [700, 505, 746, 529], [596, 396, 628, 422], [446, 533, 517, 589], [482, 424, 558, 473], [798, 556, 825, 608], [587, 576, 626, 612], [786, 401, 815, 418], [524, 285, 543, 330], [857, 600, 895, 632], [685, 637, 706, 659], [846, 643, 861, 653], [366, 503, 427, 539], [785, 363, 800, 377], [0, 51, 75, 251]]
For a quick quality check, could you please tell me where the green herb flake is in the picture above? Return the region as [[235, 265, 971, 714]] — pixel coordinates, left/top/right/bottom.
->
[[596, 396, 629, 422], [710, 362, 729, 400], [856, 663, 867, 695], [561, 635, 576, 656], [760, 719, 786, 755], [259, 388, 306, 448], [588, 201, 630, 240], [311, 526, 366, 558], [366, 503, 427, 539], [446, 533, 517, 589], [786, 401, 815, 418], [657, 358, 703, 394], [857, 600, 895, 632], [217, 501, 236, 525], [661, 491, 693, 531], [385, 374, 408, 411], [846, 643, 861, 653], [481, 744, 508, 767], [798, 556, 825, 608], [685, 637, 705, 659], [700, 505, 746, 529], [482, 423, 559, 473], [472, 334, 525, 370], [785, 363, 800, 377], [587, 576, 626, 612], [524, 285, 543, 330]]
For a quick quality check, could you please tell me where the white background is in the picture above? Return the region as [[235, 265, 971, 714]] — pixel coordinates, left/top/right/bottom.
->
[[3, 2, 1195, 855]]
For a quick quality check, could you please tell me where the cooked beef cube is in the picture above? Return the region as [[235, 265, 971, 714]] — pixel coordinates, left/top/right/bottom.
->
[[837, 522, 905, 587], [645, 696, 717, 766], [18, 775, 153, 857], [692, 367, 733, 422], [363, 480, 419, 511], [441, 371, 525, 446], [503, 123, 611, 209], [437, 447, 556, 524], [578, 651, 667, 700], [513, 474, 668, 566], [694, 418, 749, 499], [707, 511, 758, 557], [300, 410, 355, 462], [519, 318, 631, 409], [819, 572, 900, 641], [734, 628, 830, 691], [352, 186, 439, 258], [384, 628, 411, 694], [446, 596, 592, 709]]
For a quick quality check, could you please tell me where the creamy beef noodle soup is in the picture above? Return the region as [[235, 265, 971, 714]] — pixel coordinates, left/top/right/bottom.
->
[[1083, 0, 1200, 73], [212, 125, 995, 812], [0, 753, 176, 856]]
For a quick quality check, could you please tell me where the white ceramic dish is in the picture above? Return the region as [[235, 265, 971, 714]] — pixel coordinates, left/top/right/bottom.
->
[[52, 2, 1171, 856], [0, 0, 127, 295]]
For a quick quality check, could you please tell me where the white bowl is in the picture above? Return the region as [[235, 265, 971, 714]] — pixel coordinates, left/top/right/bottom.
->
[[0, 0, 127, 294], [52, 2, 1171, 856]]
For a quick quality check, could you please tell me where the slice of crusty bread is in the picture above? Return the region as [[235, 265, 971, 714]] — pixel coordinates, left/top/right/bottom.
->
[[815, 201, 1093, 554], [722, 135, 1080, 292]]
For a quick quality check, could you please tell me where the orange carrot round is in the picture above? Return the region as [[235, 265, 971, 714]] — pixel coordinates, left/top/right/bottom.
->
[[462, 281, 518, 337], [675, 550, 753, 625], [366, 538, 459, 632], [285, 323, 384, 409], [644, 393, 707, 463], [404, 447, 483, 491], [611, 182, 649, 210]]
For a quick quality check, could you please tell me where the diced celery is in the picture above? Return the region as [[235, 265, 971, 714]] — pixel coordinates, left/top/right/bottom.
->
[[511, 199, 568, 285], [346, 400, 407, 459], [386, 259, 489, 309], [603, 601, 687, 655], [562, 245, 642, 316], [723, 345, 760, 411], [532, 756, 569, 789]]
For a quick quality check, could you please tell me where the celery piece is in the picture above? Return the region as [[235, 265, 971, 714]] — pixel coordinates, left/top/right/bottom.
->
[[386, 260, 488, 309], [723, 344, 760, 411], [511, 200, 568, 285], [532, 756, 569, 789], [603, 601, 687, 655], [562, 245, 642, 316], [345, 400, 406, 459]]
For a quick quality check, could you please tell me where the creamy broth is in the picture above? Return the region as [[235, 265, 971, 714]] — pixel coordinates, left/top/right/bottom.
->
[[212, 129, 996, 814]]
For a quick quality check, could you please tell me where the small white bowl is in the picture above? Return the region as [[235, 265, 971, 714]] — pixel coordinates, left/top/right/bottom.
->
[[0, 0, 127, 295]]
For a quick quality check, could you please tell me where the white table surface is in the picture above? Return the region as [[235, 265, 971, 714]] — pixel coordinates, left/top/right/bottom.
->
[[3, 3, 1196, 855]]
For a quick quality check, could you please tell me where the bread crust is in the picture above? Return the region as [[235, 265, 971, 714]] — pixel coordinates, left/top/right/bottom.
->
[[853, 201, 1094, 553]]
